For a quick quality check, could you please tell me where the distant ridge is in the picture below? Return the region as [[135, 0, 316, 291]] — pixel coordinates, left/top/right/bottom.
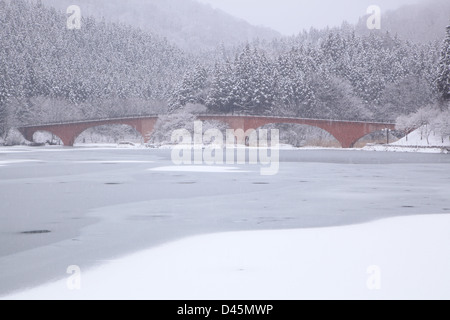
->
[[39, 0, 280, 52], [356, 0, 450, 43]]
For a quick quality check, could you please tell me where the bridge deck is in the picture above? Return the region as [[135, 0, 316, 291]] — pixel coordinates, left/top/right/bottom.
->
[[20, 114, 395, 129]]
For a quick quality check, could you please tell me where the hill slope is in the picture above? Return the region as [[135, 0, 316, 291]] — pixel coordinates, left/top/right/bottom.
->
[[39, 0, 280, 52], [356, 0, 450, 43], [0, 0, 189, 129]]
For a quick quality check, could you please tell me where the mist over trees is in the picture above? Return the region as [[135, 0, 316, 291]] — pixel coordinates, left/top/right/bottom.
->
[[356, 0, 450, 44], [38, 0, 280, 53]]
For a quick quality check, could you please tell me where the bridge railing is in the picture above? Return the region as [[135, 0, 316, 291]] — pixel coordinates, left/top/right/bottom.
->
[[19, 114, 161, 128], [19, 113, 396, 128]]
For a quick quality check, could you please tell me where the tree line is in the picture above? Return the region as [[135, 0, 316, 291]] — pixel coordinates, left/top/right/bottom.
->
[[171, 31, 442, 122]]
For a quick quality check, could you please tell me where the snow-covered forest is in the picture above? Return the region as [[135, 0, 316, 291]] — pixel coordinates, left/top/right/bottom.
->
[[0, 0, 189, 138], [171, 35, 439, 120], [0, 0, 449, 145]]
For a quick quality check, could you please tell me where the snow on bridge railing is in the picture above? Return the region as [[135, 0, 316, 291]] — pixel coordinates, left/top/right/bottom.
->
[[200, 114, 396, 126], [19, 114, 161, 128], [20, 114, 396, 128]]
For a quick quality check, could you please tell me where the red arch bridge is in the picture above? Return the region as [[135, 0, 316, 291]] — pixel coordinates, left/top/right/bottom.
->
[[18, 115, 397, 148]]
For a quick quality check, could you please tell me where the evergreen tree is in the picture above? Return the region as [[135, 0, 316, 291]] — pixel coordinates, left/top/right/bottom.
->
[[251, 50, 276, 114], [206, 61, 235, 113], [436, 26, 450, 103], [232, 45, 256, 114], [169, 64, 208, 112]]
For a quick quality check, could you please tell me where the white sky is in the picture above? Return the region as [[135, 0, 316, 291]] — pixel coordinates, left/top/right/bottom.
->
[[197, 0, 423, 35]]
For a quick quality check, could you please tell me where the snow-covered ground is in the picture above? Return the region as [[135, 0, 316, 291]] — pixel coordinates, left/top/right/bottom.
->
[[5, 214, 450, 300], [363, 145, 448, 154], [363, 127, 450, 153], [393, 127, 450, 148]]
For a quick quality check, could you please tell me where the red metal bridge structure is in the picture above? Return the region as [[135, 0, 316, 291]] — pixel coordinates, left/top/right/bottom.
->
[[18, 115, 397, 148]]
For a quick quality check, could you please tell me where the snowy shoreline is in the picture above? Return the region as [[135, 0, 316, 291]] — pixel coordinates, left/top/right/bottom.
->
[[363, 145, 449, 154], [4, 214, 450, 300]]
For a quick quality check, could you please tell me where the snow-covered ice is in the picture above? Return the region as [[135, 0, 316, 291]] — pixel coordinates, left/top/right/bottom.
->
[[0, 147, 449, 299], [4, 214, 450, 300], [75, 160, 155, 164], [149, 166, 249, 173], [0, 160, 43, 166]]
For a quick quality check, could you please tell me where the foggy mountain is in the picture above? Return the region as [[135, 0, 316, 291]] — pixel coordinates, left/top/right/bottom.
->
[[38, 0, 280, 52], [357, 0, 450, 43]]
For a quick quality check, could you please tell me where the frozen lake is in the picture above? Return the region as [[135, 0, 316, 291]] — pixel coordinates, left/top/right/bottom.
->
[[1, 146, 450, 296]]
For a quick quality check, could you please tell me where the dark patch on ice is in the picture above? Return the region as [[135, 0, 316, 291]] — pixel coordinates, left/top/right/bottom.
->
[[21, 230, 51, 235], [299, 181, 309, 183], [105, 183, 123, 185], [402, 206, 415, 208], [256, 216, 295, 224], [253, 182, 269, 185], [177, 182, 196, 185], [443, 208, 450, 211], [149, 215, 170, 218], [128, 214, 171, 221]]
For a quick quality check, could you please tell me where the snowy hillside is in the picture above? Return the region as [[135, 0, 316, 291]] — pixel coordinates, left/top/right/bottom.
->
[[38, 0, 280, 52], [363, 126, 450, 154], [393, 126, 450, 147]]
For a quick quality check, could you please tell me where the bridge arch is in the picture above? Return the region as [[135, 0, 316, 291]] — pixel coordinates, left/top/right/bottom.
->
[[74, 124, 144, 145], [19, 117, 159, 146], [31, 130, 63, 145], [239, 117, 395, 148], [257, 122, 341, 147], [351, 128, 398, 148]]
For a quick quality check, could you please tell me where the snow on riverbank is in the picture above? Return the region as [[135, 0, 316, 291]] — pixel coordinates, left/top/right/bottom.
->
[[363, 145, 448, 153], [393, 127, 450, 148], [363, 126, 450, 153], [5, 214, 450, 300]]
